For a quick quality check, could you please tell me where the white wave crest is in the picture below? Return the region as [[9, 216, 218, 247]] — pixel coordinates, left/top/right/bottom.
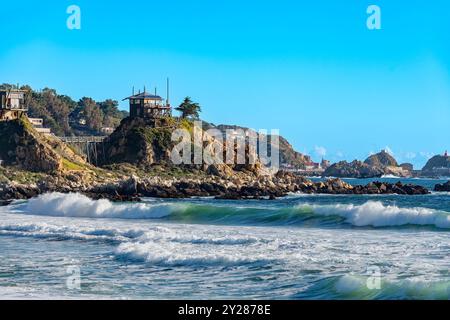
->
[[22, 193, 181, 219], [302, 201, 450, 229], [381, 174, 402, 179]]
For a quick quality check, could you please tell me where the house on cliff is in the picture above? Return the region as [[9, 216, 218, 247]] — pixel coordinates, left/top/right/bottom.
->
[[1, 89, 52, 136], [123, 85, 172, 127]]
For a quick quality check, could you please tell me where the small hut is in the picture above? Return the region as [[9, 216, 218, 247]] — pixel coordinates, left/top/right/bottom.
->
[[0, 89, 27, 121], [124, 92, 171, 118]]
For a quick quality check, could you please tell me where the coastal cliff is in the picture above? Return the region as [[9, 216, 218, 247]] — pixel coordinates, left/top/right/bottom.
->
[[0, 117, 89, 173]]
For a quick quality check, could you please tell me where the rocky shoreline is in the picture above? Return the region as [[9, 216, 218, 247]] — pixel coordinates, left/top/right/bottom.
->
[[0, 170, 434, 204]]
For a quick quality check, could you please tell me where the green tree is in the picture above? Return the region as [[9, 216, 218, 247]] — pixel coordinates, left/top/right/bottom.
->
[[175, 97, 201, 119], [97, 99, 128, 128], [78, 97, 103, 132], [26, 87, 76, 135]]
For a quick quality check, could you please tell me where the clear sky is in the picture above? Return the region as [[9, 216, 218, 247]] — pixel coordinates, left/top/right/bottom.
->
[[1, 0, 449, 168]]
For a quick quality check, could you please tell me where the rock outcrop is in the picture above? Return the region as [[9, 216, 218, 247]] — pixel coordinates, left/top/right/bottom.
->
[[323, 160, 385, 178], [90, 173, 429, 200], [364, 150, 411, 177], [0, 117, 89, 173], [434, 181, 450, 192], [215, 124, 312, 169], [100, 117, 269, 177], [0, 118, 62, 172], [77, 172, 429, 200], [324, 150, 411, 178], [364, 150, 398, 167], [100, 117, 175, 166], [400, 163, 414, 172], [422, 155, 450, 177]]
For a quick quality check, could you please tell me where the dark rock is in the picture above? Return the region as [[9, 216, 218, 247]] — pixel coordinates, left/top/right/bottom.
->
[[84, 192, 141, 202], [0, 200, 13, 206], [119, 176, 138, 195], [434, 181, 450, 192]]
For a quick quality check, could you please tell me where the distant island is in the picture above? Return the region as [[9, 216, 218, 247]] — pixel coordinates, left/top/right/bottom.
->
[[322, 149, 450, 179], [1, 83, 448, 204]]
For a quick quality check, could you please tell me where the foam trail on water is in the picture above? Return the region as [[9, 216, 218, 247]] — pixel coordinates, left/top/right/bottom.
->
[[114, 241, 274, 267]]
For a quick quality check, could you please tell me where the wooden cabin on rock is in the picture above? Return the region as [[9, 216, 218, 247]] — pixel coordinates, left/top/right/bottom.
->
[[123, 88, 172, 127]]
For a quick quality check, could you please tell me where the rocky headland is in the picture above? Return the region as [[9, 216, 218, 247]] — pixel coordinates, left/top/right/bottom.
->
[[421, 154, 450, 178], [0, 117, 436, 203]]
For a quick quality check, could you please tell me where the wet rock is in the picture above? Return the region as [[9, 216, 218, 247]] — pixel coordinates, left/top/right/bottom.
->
[[434, 181, 450, 192], [0, 200, 13, 206]]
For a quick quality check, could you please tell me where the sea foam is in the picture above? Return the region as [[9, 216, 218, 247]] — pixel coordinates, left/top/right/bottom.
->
[[114, 241, 273, 267]]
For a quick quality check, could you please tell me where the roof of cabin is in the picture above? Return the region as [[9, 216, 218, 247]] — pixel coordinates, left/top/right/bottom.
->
[[0, 89, 27, 95], [123, 92, 163, 101]]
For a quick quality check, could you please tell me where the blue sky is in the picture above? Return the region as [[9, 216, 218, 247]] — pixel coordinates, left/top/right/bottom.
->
[[1, 0, 449, 168]]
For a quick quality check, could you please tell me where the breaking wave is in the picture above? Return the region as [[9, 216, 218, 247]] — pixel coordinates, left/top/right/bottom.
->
[[304, 201, 450, 229], [381, 174, 402, 179], [0, 221, 258, 246], [22, 192, 179, 219], [10, 192, 450, 229], [0, 220, 268, 268]]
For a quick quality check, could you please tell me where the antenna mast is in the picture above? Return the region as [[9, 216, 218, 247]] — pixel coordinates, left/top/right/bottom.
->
[[166, 78, 170, 106]]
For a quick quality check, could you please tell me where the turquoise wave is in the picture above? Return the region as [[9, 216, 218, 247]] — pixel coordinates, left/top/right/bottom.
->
[[14, 192, 450, 230]]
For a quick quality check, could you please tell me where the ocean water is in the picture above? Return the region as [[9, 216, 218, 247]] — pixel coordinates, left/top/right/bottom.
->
[[0, 178, 449, 300]]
